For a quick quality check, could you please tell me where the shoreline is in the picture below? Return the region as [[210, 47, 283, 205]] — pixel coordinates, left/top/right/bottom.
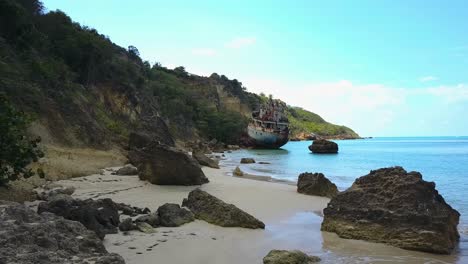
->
[[48, 162, 464, 263]]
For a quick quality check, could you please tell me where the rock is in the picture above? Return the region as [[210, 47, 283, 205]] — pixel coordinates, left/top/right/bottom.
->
[[116, 164, 138, 175], [129, 142, 209, 186], [259, 162, 271, 164], [157, 203, 195, 227], [136, 222, 156, 233], [136, 213, 160, 227], [0, 201, 125, 264], [227, 145, 240, 150], [321, 167, 460, 254], [36, 185, 76, 201], [308, 139, 338, 154], [263, 250, 320, 264], [38, 195, 120, 239], [233, 166, 244, 176], [119, 218, 137, 231], [192, 151, 220, 169], [297, 172, 338, 198], [240, 158, 256, 164], [182, 189, 265, 229]]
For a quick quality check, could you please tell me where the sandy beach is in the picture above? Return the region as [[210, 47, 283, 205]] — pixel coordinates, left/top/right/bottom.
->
[[53, 166, 464, 264]]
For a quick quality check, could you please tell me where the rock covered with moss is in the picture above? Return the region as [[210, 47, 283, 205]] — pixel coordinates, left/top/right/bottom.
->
[[321, 167, 460, 254], [263, 250, 320, 264]]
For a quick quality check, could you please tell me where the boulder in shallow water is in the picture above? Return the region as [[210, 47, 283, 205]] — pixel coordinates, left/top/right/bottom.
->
[[157, 203, 195, 227], [0, 201, 124, 264], [38, 195, 120, 239], [308, 139, 338, 154], [321, 166, 460, 254], [129, 142, 209, 186], [263, 250, 320, 264], [297, 172, 338, 198], [192, 151, 220, 169], [240, 158, 256, 164], [233, 166, 244, 176], [182, 189, 265, 229]]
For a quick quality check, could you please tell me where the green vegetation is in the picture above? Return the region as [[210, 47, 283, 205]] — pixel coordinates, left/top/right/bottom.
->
[[0, 95, 44, 186], [287, 107, 359, 137]]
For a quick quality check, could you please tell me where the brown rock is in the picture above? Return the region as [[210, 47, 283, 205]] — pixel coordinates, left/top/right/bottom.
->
[[297, 172, 338, 198]]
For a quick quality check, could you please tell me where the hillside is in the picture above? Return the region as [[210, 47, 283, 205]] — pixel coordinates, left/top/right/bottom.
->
[[0, 0, 358, 152]]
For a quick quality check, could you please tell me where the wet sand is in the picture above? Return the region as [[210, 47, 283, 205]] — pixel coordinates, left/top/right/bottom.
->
[[55, 166, 465, 264]]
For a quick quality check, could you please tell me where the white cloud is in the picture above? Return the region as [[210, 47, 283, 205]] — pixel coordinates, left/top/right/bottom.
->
[[225, 37, 256, 49], [419, 76, 438, 82], [425, 84, 468, 103], [191, 48, 217, 57]]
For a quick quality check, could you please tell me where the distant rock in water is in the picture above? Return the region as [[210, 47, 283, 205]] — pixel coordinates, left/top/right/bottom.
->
[[263, 250, 320, 264], [0, 201, 125, 264], [129, 142, 208, 186], [38, 195, 120, 239], [321, 166, 460, 254], [240, 158, 256, 164], [182, 189, 265, 229], [309, 139, 338, 153], [192, 151, 220, 169], [297, 172, 338, 198]]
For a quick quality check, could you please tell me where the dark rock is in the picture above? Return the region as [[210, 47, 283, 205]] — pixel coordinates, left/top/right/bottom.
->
[[263, 250, 320, 264], [321, 166, 460, 254], [297, 172, 338, 198], [157, 203, 195, 227], [136, 213, 160, 227], [240, 158, 256, 164], [308, 139, 338, 154], [259, 162, 271, 164], [119, 218, 137, 231], [0, 201, 125, 264], [182, 189, 265, 229], [38, 195, 120, 239], [192, 151, 220, 169], [129, 142, 209, 186], [116, 164, 138, 175]]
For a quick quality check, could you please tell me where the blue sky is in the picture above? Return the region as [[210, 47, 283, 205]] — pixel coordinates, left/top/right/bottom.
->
[[42, 0, 468, 136]]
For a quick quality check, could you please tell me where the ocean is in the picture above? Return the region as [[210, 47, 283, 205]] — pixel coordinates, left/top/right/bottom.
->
[[221, 137, 468, 235]]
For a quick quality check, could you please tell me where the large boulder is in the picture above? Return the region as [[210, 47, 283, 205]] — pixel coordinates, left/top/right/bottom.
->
[[297, 172, 338, 198], [0, 201, 125, 264], [263, 250, 320, 264], [240, 158, 256, 164], [157, 203, 195, 227], [129, 142, 209, 185], [182, 189, 265, 229], [308, 139, 338, 154], [321, 167, 460, 254], [38, 195, 120, 239], [192, 151, 220, 169]]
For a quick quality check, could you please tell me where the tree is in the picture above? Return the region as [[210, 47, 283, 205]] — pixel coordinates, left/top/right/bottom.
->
[[0, 95, 44, 186], [128, 45, 140, 59]]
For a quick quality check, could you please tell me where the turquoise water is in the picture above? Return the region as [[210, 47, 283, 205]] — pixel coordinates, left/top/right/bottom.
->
[[221, 137, 468, 232]]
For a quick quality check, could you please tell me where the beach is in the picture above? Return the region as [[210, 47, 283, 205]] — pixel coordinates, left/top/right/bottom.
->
[[51, 164, 464, 264]]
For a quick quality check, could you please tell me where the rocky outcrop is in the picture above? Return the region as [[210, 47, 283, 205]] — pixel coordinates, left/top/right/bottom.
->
[[297, 173, 338, 198], [321, 167, 460, 254], [263, 250, 320, 264], [182, 189, 265, 229], [36, 183, 75, 201], [0, 201, 125, 264], [129, 142, 209, 186], [157, 203, 195, 227], [309, 139, 338, 153], [38, 195, 120, 239], [115, 164, 138, 175], [240, 158, 256, 164], [192, 151, 220, 169]]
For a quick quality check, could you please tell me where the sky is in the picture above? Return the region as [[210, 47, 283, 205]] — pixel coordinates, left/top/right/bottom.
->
[[42, 0, 468, 136]]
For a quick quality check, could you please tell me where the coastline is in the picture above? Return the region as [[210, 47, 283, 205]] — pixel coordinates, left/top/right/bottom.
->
[[48, 163, 464, 263]]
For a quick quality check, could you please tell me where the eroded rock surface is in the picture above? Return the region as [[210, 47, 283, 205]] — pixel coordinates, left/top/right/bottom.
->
[[263, 250, 320, 264], [182, 189, 265, 229], [115, 164, 138, 175], [321, 167, 460, 254], [308, 139, 338, 154], [157, 203, 195, 227], [0, 201, 125, 264], [297, 172, 338, 198], [192, 151, 220, 169]]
